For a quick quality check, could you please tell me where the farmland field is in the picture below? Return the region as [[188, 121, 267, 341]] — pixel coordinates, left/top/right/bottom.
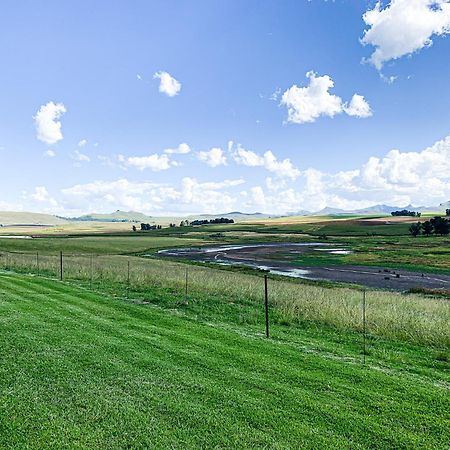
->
[[2, 215, 450, 274], [0, 215, 449, 448]]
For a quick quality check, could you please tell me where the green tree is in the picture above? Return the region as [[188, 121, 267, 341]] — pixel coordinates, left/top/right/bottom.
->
[[408, 222, 421, 237], [422, 221, 433, 236], [430, 216, 450, 236]]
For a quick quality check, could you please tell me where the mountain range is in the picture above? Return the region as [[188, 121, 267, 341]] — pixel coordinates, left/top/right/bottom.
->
[[0, 202, 448, 226], [307, 201, 449, 216]]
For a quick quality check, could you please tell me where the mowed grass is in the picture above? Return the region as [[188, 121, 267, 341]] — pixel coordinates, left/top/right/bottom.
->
[[0, 273, 448, 449]]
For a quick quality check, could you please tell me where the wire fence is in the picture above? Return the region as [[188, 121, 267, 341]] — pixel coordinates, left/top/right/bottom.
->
[[0, 250, 448, 352]]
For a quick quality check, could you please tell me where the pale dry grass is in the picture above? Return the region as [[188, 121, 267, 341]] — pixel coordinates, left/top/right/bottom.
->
[[0, 221, 135, 236], [1, 251, 448, 348]]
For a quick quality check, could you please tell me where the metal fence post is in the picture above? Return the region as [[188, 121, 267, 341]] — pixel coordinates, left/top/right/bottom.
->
[[264, 275, 270, 338], [60, 251, 63, 281], [185, 267, 188, 302], [363, 289, 366, 364], [127, 260, 130, 298], [90, 254, 93, 289]]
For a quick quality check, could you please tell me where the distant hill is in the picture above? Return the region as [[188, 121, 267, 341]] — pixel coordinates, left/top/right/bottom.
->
[[1, 201, 448, 227], [311, 202, 450, 216], [0, 211, 68, 226], [68, 211, 277, 223], [286, 209, 311, 216], [354, 204, 401, 215], [68, 210, 156, 223], [312, 207, 350, 216], [192, 212, 276, 222]]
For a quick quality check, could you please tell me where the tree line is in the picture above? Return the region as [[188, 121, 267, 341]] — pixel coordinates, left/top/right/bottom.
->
[[409, 216, 450, 237], [132, 223, 163, 231], [133, 217, 235, 231], [391, 210, 421, 217], [189, 218, 235, 226]]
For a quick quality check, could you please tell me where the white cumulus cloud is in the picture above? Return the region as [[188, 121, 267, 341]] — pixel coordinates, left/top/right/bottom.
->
[[280, 71, 372, 124], [34, 101, 66, 144], [164, 143, 191, 154], [125, 153, 172, 171], [299, 135, 450, 211], [361, 0, 450, 70], [232, 144, 300, 179], [197, 147, 227, 167], [60, 177, 244, 215], [28, 186, 58, 207], [239, 135, 450, 213], [343, 94, 373, 118], [153, 71, 182, 97]]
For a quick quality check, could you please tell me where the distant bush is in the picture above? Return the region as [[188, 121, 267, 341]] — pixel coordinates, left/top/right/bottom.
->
[[140, 223, 162, 231]]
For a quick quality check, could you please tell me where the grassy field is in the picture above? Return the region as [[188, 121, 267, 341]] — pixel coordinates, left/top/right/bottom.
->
[[1, 252, 449, 348], [3, 214, 450, 274], [0, 215, 449, 350], [0, 272, 448, 449], [0, 235, 209, 254], [1, 215, 449, 448]]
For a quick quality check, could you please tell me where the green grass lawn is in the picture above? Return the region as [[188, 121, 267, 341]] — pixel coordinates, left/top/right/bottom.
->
[[0, 273, 448, 449]]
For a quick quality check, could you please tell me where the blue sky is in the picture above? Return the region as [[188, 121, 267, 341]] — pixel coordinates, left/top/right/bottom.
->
[[1, 0, 450, 215]]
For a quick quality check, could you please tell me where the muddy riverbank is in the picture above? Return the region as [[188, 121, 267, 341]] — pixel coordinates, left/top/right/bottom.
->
[[158, 243, 450, 291]]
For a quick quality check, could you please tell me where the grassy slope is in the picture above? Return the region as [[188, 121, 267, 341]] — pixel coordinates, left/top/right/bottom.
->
[[0, 273, 448, 449], [0, 211, 67, 226], [0, 222, 136, 236]]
